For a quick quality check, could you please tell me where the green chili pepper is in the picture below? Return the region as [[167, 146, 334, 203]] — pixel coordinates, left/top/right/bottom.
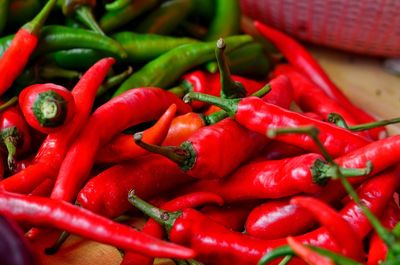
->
[[113, 34, 253, 97], [0, 0, 9, 35], [111, 31, 198, 64], [105, 0, 131, 11], [34, 25, 127, 59], [43, 48, 109, 70], [99, 0, 158, 33], [204, 0, 241, 41], [60, 0, 104, 35], [135, 0, 193, 35]]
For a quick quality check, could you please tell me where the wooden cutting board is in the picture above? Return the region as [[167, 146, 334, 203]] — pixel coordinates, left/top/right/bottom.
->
[[35, 46, 400, 265]]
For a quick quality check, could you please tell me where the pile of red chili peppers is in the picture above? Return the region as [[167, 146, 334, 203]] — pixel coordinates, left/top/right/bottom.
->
[[0, 1, 399, 265]]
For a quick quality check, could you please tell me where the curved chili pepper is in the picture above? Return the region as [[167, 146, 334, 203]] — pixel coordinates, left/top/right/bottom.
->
[[99, 0, 158, 33], [0, 0, 9, 35], [51, 88, 191, 203], [0, 214, 36, 265], [77, 154, 194, 218], [0, 105, 32, 172], [134, 116, 269, 180], [0, 190, 195, 259], [111, 31, 197, 64], [0, 0, 56, 96], [113, 35, 252, 97], [19, 83, 76, 134], [204, 0, 240, 40], [122, 192, 223, 265], [95, 104, 177, 164], [254, 20, 386, 140], [291, 196, 364, 260], [135, 0, 193, 35], [0, 57, 115, 194], [368, 200, 400, 265], [162, 112, 206, 146], [184, 92, 370, 158], [60, 0, 104, 35], [273, 64, 372, 139], [245, 198, 316, 240], [179, 152, 370, 202], [129, 169, 399, 265]]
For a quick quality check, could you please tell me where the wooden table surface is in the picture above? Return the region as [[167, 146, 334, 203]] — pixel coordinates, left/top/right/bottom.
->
[[35, 46, 400, 265]]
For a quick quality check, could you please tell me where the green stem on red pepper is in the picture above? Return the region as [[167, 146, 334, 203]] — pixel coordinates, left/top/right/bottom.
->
[[329, 112, 400, 132]]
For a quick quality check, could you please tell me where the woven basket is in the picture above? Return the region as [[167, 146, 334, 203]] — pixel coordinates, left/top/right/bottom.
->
[[240, 0, 400, 57]]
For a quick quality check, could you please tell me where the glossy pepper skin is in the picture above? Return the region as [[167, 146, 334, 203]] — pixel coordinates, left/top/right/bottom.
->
[[51, 88, 191, 203], [0, 58, 115, 194], [185, 92, 369, 158], [95, 104, 177, 164], [130, 169, 399, 265], [0, 191, 195, 259], [113, 35, 253, 97], [77, 155, 194, 218], [0, 0, 56, 96], [254, 20, 386, 140], [0, 214, 36, 265], [18, 83, 76, 134], [121, 192, 223, 265]]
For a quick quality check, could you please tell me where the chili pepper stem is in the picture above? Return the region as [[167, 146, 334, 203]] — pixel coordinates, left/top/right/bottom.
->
[[329, 112, 400, 132], [258, 245, 294, 265], [127, 190, 181, 233], [23, 0, 57, 35], [32, 90, 67, 127], [307, 246, 364, 265], [134, 132, 195, 171], [74, 6, 105, 36], [0, 97, 18, 112], [183, 92, 237, 116], [311, 159, 373, 185], [204, 110, 228, 125], [216, 38, 246, 99], [278, 255, 293, 265], [44, 231, 70, 255], [3, 135, 17, 171]]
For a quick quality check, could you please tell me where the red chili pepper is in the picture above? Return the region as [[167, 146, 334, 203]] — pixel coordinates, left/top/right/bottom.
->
[[179, 152, 370, 202], [134, 117, 269, 180], [0, 190, 195, 259], [367, 200, 400, 265], [121, 192, 223, 265], [77, 154, 194, 218], [286, 237, 335, 265], [29, 178, 54, 197], [0, 57, 115, 194], [272, 64, 372, 139], [0, 0, 56, 96], [245, 198, 316, 240], [254, 20, 386, 140], [95, 104, 177, 164], [0, 105, 32, 172], [51, 88, 191, 203], [162, 112, 206, 146], [184, 92, 370, 158], [129, 168, 399, 265], [291, 196, 364, 260], [18, 83, 76, 134], [259, 140, 305, 160]]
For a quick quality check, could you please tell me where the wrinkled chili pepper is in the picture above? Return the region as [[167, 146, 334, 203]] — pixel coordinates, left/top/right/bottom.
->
[[0, 214, 36, 265], [113, 35, 252, 97], [204, 0, 240, 40], [129, 169, 399, 265], [99, 0, 158, 33], [95, 104, 177, 164], [291, 196, 364, 260], [0, 190, 195, 259], [122, 192, 223, 265], [51, 88, 191, 203], [0, 0, 56, 96], [135, 0, 193, 35], [0, 57, 115, 194], [368, 200, 400, 265], [60, 0, 104, 35], [18, 83, 76, 134], [178, 152, 370, 202], [77, 154, 194, 218], [134, 116, 269, 180], [254, 20, 386, 140], [184, 92, 369, 158]]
